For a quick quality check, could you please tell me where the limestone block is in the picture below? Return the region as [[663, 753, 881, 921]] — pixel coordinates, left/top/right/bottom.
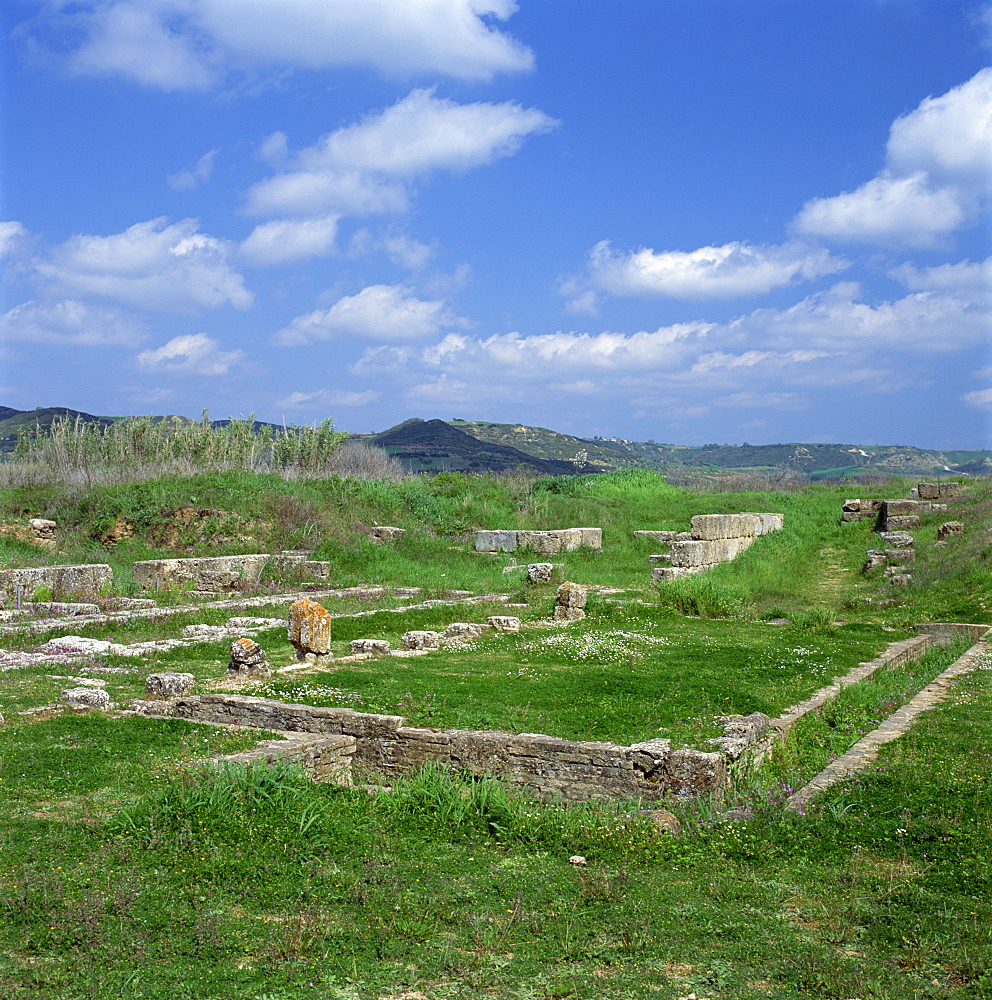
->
[[287, 599, 331, 658], [304, 561, 331, 578], [132, 555, 269, 591], [349, 639, 391, 655], [30, 602, 100, 616], [633, 530, 680, 544], [442, 622, 486, 639], [0, 564, 113, 600], [740, 512, 784, 535], [888, 573, 913, 587], [474, 530, 518, 552], [652, 566, 699, 581], [516, 530, 565, 554], [527, 563, 554, 582], [648, 553, 671, 565], [487, 615, 522, 631], [882, 499, 921, 517], [886, 547, 915, 564], [38, 635, 131, 656], [575, 528, 603, 549], [842, 511, 876, 522], [556, 581, 587, 610], [61, 687, 111, 711], [369, 526, 406, 543], [937, 521, 964, 540], [401, 630, 441, 650], [882, 515, 920, 531], [145, 672, 195, 697], [553, 606, 585, 621], [918, 482, 962, 500], [649, 809, 681, 835], [228, 637, 271, 676], [863, 550, 887, 572], [877, 531, 914, 548], [690, 514, 757, 540]]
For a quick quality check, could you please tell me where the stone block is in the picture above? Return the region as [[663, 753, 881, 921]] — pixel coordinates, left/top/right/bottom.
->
[[651, 566, 698, 581], [349, 639, 391, 655], [132, 555, 269, 591], [287, 599, 331, 658], [228, 638, 271, 676], [556, 581, 587, 610], [740, 512, 784, 535], [553, 606, 585, 621], [145, 672, 196, 697], [0, 564, 113, 601], [401, 630, 441, 650], [474, 530, 518, 552], [443, 622, 486, 639], [690, 514, 757, 540], [918, 482, 962, 500], [877, 531, 914, 548], [527, 562, 554, 582], [61, 687, 111, 711], [487, 616, 521, 631], [648, 553, 671, 565], [882, 515, 920, 531], [882, 499, 921, 517], [937, 521, 964, 540]]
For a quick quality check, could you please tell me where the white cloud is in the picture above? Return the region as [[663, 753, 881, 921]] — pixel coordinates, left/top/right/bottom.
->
[[383, 234, 436, 271], [239, 215, 339, 266], [890, 256, 992, 298], [37, 217, 252, 313], [278, 389, 381, 408], [573, 240, 847, 301], [793, 69, 992, 246], [962, 388, 992, 409], [274, 284, 464, 345], [167, 150, 218, 191], [732, 281, 991, 353], [0, 299, 147, 346], [0, 221, 31, 259], [245, 89, 556, 217], [135, 333, 246, 375], [46, 0, 533, 90]]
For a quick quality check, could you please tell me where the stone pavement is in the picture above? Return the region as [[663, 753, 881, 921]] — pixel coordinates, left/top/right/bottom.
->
[[785, 636, 991, 810]]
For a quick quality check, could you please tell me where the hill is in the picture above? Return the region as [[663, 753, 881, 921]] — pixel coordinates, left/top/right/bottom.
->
[[364, 418, 579, 475]]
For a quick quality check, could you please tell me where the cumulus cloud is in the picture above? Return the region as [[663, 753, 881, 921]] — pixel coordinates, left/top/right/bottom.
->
[[36, 217, 252, 313], [167, 150, 218, 191], [245, 88, 556, 217], [278, 389, 381, 408], [0, 221, 31, 259], [793, 69, 992, 246], [570, 240, 847, 302], [135, 333, 246, 375], [890, 256, 992, 298], [239, 215, 339, 266], [43, 0, 533, 90], [0, 299, 147, 346], [274, 284, 464, 345], [731, 281, 991, 353]]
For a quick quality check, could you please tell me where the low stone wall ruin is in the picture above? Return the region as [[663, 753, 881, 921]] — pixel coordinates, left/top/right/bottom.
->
[[132, 554, 271, 592], [474, 528, 602, 554], [195, 730, 355, 784], [0, 563, 113, 602], [143, 693, 725, 802], [651, 513, 784, 581]]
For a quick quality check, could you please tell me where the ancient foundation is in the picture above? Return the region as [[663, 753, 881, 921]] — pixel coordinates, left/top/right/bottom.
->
[[651, 512, 784, 581], [474, 528, 602, 554]]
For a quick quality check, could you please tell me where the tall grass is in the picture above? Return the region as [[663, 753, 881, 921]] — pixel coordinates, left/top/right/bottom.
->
[[7, 412, 350, 485]]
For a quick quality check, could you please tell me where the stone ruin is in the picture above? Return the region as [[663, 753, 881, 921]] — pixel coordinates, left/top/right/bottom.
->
[[367, 526, 406, 543], [554, 581, 587, 621], [650, 513, 784, 581], [227, 638, 271, 678], [287, 598, 331, 662], [146, 672, 196, 697], [474, 528, 602, 554], [133, 555, 271, 593], [917, 482, 962, 500], [0, 518, 57, 550], [0, 564, 113, 606]]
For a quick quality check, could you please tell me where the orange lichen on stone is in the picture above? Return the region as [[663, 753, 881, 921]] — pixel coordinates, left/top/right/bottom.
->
[[287, 598, 331, 657]]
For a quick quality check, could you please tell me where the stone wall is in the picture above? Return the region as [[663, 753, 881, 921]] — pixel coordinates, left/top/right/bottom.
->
[[148, 693, 726, 802], [195, 730, 355, 784], [132, 555, 271, 591], [651, 512, 784, 581], [917, 482, 962, 500], [0, 564, 113, 602], [474, 528, 603, 554]]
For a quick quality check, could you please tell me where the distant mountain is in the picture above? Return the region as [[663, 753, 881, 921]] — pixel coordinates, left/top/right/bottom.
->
[[365, 418, 579, 475], [2, 405, 988, 478]]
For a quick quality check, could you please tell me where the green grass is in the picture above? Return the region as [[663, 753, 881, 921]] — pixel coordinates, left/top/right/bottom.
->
[[1, 649, 989, 998]]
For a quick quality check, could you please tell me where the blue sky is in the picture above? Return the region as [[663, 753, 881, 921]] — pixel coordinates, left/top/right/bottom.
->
[[1, 0, 990, 449]]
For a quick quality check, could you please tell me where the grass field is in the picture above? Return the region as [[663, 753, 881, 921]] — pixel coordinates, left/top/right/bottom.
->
[[0, 461, 989, 997]]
